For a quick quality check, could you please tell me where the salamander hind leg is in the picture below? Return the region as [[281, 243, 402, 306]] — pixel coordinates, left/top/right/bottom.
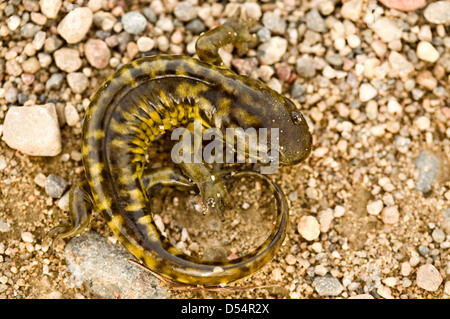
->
[[45, 180, 94, 246], [195, 8, 257, 66]]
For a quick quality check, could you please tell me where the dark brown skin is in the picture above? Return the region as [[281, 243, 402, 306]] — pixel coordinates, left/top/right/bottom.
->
[[47, 12, 312, 285]]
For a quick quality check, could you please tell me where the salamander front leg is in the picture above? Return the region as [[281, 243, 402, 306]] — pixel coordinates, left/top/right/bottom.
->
[[195, 8, 257, 66]]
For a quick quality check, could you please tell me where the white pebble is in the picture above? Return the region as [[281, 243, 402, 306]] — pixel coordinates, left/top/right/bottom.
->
[[416, 264, 443, 291], [367, 199, 383, 215], [416, 41, 440, 63], [297, 215, 320, 241]]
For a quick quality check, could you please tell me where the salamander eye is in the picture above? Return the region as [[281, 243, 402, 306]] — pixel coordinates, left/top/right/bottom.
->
[[291, 111, 304, 125]]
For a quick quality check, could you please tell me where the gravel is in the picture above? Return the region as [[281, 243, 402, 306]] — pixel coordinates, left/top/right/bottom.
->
[[0, 0, 449, 300]]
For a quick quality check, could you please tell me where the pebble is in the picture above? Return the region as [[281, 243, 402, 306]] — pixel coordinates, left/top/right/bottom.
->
[[348, 294, 374, 299], [262, 11, 286, 35], [340, 0, 363, 22], [33, 31, 46, 50], [5, 60, 22, 77], [431, 228, 446, 243], [45, 174, 69, 198], [388, 51, 414, 79], [366, 199, 383, 215], [122, 11, 147, 35], [67, 72, 89, 94], [371, 17, 402, 43], [84, 39, 111, 69], [296, 56, 316, 78], [40, 0, 62, 19], [65, 104, 80, 126], [54, 48, 82, 72], [442, 209, 450, 235], [0, 218, 11, 233], [423, 1, 450, 24], [65, 231, 167, 298], [313, 276, 344, 296], [416, 264, 443, 291], [57, 7, 93, 44], [137, 37, 155, 52], [243, 2, 262, 21], [359, 83, 378, 102], [22, 57, 41, 74], [414, 151, 440, 194], [379, 0, 426, 12], [174, 1, 198, 22], [21, 231, 34, 243], [381, 206, 399, 225], [257, 36, 287, 65], [377, 285, 393, 299], [6, 15, 21, 31], [306, 9, 327, 33], [416, 71, 437, 90], [46, 73, 64, 90], [2, 104, 61, 156], [21, 23, 42, 38], [297, 215, 320, 241], [416, 41, 440, 63]]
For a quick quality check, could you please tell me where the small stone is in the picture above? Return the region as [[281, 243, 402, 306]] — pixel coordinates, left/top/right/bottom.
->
[[445, 281, 450, 296], [306, 9, 327, 33], [137, 37, 155, 52], [262, 11, 286, 35], [414, 116, 431, 131], [33, 31, 46, 50], [45, 174, 69, 198], [401, 262, 412, 276], [54, 48, 82, 72], [381, 206, 399, 225], [442, 209, 450, 235], [122, 11, 147, 35], [31, 12, 48, 25], [22, 57, 41, 74], [388, 51, 414, 79], [431, 228, 446, 243], [5, 60, 22, 77], [297, 215, 320, 241], [6, 15, 21, 31], [378, 0, 426, 12], [65, 104, 80, 126], [377, 285, 393, 299], [416, 71, 437, 90], [416, 41, 440, 63], [57, 7, 93, 44], [367, 199, 383, 215], [84, 39, 111, 69], [0, 218, 11, 232], [340, 0, 362, 22], [416, 264, 443, 291], [57, 191, 70, 211], [243, 2, 262, 20], [40, 0, 62, 19], [424, 1, 450, 24], [174, 1, 197, 22], [21, 231, 34, 243], [257, 37, 287, 65], [67, 72, 89, 94], [359, 83, 378, 102], [34, 173, 47, 188], [46, 73, 64, 90], [21, 23, 42, 38], [2, 104, 61, 156], [296, 56, 316, 78], [313, 276, 344, 296], [371, 17, 402, 43], [414, 151, 439, 194]]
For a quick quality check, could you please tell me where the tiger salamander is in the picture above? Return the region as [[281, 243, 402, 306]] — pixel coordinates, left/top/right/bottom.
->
[[48, 12, 312, 286]]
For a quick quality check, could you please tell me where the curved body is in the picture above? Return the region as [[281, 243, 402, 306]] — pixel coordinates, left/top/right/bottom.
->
[[50, 15, 312, 286]]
